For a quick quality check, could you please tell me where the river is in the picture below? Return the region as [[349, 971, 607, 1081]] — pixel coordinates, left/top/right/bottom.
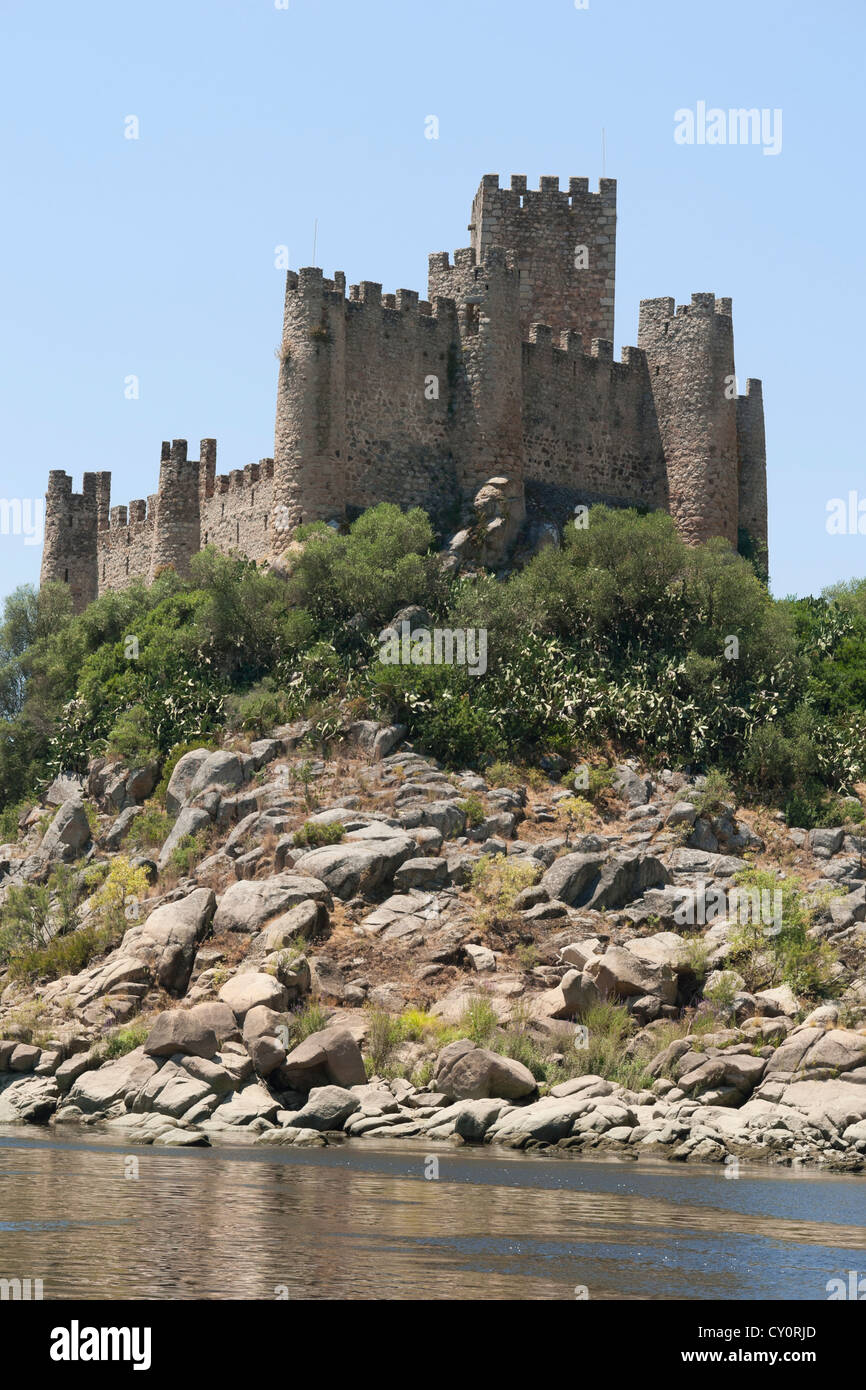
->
[[1, 1129, 863, 1300]]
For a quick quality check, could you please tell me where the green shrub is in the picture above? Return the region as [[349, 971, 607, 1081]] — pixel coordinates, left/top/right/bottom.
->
[[107, 703, 158, 764], [129, 807, 174, 849], [292, 820, 344, 848], [285, 1000, 329, 1045], [457, 795, 485, 828], [458, 996, 500, 1046], [693, 769, 734, 816], [469, 854, 540, 928], [170, 831, 208, 874], [102, 1021, 150, 1058]]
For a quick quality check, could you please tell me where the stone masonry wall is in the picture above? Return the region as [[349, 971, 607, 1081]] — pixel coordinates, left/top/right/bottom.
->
[[470, 174, 616, 345], [40, 172, 768, 612], [521, 332, 667, 512]]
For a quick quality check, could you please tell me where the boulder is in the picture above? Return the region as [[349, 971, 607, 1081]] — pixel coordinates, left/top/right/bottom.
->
[[144, 1010, 219, 1059], [41, 798, 91, 858], [612, 766, 651, 807], [120, 887, 216, 995], [212, 874, 331, 933], [0, 1075, 60, 1124], [588, 944, 677, 1004], [486, 1094, 597, 1144], [534, 968, 602, 1021], [209, 1082, 280, 1127], [188, 750, 245, 801], [263, 899, 329, 949], [132, 1061, 214, 1119], [277, 1026, 367, 1091], [157, 807, 211, 871], [165, 749, 211, 815], [102, 805, 144, 851], [433, 1039, 536, 1101], [65, 1048, 159, 1115], [540, 851, 669, 910], [452, 1098, 509, 1142], [219, 973, 288, 1019], [290, 1085, 361, 1131], [293, 839, 413, 900], [241, 1004, 288, 1077], [627, 932, 694, 975], [9, 1044, 40, 1072], [180, 1001, 242, 1044], [393, 857, 449, 892]]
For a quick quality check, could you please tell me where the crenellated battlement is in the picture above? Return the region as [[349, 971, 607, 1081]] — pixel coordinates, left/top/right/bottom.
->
[[473, 172, 616, 209], [41, 169, 768, 609]]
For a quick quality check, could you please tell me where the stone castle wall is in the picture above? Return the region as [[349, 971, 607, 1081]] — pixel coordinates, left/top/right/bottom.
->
[[40, 173, 769, 610]]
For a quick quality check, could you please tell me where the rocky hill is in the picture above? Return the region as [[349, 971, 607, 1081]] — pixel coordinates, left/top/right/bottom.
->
[[1, 722, 865, 1170]]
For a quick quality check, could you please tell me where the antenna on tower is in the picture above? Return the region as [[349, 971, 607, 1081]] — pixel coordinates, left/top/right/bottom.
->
[[602, 128, 606, 178], [312, 219, 318, 267]]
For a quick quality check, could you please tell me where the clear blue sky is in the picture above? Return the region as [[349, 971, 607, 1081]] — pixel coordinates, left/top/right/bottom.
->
[[1, 0, 863, 604]]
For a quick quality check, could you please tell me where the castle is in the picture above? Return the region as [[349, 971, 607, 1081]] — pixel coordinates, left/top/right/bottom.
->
[[40, 173, 768, 612]]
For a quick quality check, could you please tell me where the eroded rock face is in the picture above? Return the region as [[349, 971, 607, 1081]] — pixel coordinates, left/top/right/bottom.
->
[[6, 732, 866, 1173], [121, 888, 217, 995]]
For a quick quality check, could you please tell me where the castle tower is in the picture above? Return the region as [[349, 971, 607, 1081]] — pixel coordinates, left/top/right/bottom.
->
[[272, 267, 347, 546], [148, 439, 202, 581], [40, 471, 101, 612], [737, 379, 768, 570], [469, 174, 617, 344], [638, 294, 739, 547], [427, 246, 524, 493]]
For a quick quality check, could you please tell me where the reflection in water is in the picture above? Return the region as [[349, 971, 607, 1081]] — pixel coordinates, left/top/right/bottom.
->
[[0, 1130, 862, 1300]]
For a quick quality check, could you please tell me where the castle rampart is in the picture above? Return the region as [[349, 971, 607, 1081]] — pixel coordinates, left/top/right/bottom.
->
[[41, 172, 768, 611]]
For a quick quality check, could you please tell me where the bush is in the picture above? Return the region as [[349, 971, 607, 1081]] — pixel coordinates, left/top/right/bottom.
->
[[693, 769, 734, 816], [458, 996, 500, 1046], [6, 505, 866, 826], [285, 1000, 329, 1046], [107, 703, 158, 764], [292, 820, 345, 848], [469, 854, 540, 929], [0, 864, 80, 967], [728, 866, 839, 999], [169, 832, 209, 874], [457, 795, 485, 828], [102, 1021, 150, 1058], [129, 807, 174, 849]]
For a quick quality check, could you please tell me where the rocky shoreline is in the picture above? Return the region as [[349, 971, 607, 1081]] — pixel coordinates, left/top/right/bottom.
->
[[2, 724, 866, 1173]]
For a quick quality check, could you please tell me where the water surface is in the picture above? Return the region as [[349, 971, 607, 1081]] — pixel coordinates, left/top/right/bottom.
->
[[0, 1128, 863, 1300]]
